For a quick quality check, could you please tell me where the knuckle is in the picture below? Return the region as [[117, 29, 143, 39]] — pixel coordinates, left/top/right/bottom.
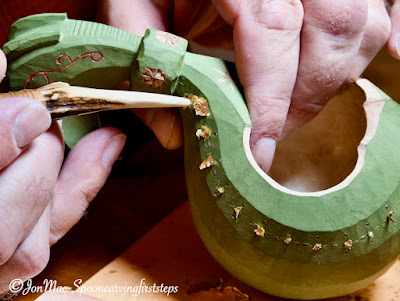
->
[[379, 17, 392, 42], [0, 239, 15, 266], [250, 0, 304, 31], [15, 245, 50, 277], [0, 122, 19, 171], [317, 0, 368, 36], [250, 91, 291, 115], [0, 216, 18, 265], [295, 67, 342, 104], [290, 98, 325, 115], [363, 14, 391, 51], [26, 177, 55, 208], [0, 145, 18, 171], [78, 180, 103, 204], [39, 130, 65, 164], [250, 95, 291, 138], [304, 64, 337, 89]]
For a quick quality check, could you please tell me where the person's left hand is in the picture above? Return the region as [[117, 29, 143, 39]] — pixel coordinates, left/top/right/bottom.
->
[[0, 50, 126, 293]]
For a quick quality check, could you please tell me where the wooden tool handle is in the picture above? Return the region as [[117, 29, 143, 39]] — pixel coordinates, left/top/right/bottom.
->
[[0, 83, 190, 119], [0, 89, 43, 100]]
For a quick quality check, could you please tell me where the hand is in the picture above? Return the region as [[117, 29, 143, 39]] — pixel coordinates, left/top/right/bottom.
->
[[100, 0, 393, 171], [0, 51, 126, 293]]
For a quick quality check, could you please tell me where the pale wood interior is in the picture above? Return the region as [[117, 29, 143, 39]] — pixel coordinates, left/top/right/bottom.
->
[[269, 84, 368, 192]]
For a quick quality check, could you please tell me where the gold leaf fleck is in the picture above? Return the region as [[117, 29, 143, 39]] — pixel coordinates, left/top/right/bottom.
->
[[196, 126, 211, 141], [387, 210, 394, 221], [284, 237, 292, 245], [218, 187, 225, 194], [368, 231, 374, 238], [199, 156, 214, 170], [200, 285, 250, 300], [254, 224, 265, 237], [234, 207, 242, 219], [312, 243, 322, 251], [220, 286, 250, 300], [187, 94, 210, 116], [344, 239, 353, 250], [141, 67, 166, 88]]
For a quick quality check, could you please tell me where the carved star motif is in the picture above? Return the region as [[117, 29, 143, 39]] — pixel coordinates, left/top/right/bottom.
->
[[154, 31, 179, 46], [141, 67, 166, 89], [213, 63, 234, 92]]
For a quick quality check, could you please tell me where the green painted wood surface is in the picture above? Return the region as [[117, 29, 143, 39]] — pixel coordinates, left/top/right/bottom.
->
[[4, 13, 142, 147], [3, 13, 400, 300]]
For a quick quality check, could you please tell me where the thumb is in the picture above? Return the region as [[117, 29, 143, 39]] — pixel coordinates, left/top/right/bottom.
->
[[0, 97, 51, 170], [49, 127, 126, 245], [213, 0, 303, 171]]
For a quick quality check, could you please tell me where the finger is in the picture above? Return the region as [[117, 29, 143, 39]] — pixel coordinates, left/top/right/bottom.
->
[[0, 50, 7, 81], [0, 97, 51, 170], [102, 1, 184, 150], [387, 0, 400, 58], [99, 0, 172, 35], [115, 82, 183, 150], [284, 0, 368, 135], [50, 128, 126, 245], [133, 108, 183, 149], [0, 123, 63, 266], [0, 204, 51, 292], [347, 0, 391, 79], [213, 0, 304, 171]]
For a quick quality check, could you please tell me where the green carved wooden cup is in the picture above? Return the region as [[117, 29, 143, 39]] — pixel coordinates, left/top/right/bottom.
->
[[4, 13, 400, 300]]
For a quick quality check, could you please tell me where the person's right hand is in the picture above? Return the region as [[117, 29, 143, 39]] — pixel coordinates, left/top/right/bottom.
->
[[0, 50, 126, 293], [100, 0, 394, 172]]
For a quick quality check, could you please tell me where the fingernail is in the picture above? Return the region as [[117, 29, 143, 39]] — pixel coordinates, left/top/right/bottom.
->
[[13, 104, 51, 148], [251, 136, 277, 172], [102, 134, 127, 168]]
